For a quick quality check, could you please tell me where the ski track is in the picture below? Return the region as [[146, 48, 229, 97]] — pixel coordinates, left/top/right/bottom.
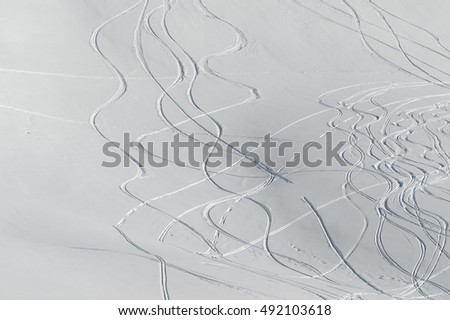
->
[[86, 0, 450, 298]]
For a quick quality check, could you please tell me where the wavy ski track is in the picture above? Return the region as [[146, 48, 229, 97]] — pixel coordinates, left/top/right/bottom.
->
[[294, 0, 450, 298], [292, 0, 450, 87], [89, 0, 450, 298], [319, 78, 450, 298], [189, 0, 324, 284], [95, 0, 343, 299], [89, 0, 172, 300], [317, 0, 450, 79]]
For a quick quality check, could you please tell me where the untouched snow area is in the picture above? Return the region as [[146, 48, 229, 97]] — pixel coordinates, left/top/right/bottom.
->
[[2, 0, 450, 299]]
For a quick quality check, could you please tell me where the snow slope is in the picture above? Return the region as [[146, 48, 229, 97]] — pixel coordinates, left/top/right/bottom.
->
[[2, 0, 450, 299]]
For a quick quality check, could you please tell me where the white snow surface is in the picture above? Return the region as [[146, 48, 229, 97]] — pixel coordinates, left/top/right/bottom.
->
[[2, 0, 450, 299]]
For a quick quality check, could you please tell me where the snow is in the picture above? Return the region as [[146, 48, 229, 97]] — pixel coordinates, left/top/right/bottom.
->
[[2, 0, 450, 299]]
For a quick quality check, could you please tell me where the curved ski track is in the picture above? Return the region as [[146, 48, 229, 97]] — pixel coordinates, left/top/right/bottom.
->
[[87, 0, 450, 299]]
